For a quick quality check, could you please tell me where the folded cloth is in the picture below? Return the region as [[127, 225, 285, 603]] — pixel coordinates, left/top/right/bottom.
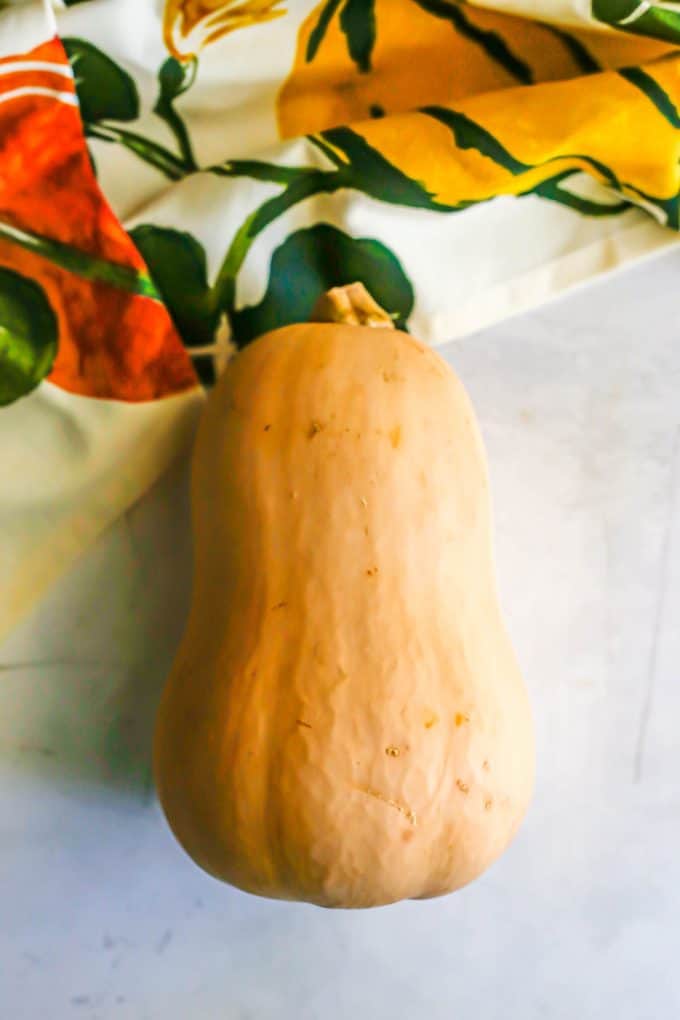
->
[[1, 0, 678, 637]]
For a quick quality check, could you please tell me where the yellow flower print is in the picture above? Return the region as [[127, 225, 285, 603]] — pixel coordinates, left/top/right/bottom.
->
[[163, 0, 286, 60]]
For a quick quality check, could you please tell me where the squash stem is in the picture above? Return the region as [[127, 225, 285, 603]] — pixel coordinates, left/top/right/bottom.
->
[[310, 283, 395, 329]]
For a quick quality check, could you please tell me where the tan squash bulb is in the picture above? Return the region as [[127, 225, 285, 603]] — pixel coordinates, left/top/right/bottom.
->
[[154, 284, 534, 908]]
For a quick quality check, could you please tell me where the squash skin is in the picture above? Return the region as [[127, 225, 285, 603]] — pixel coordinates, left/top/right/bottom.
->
[[154, 321, 534, 908]]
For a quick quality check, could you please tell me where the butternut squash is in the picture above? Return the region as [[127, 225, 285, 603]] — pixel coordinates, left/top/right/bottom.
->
[[154, 284, 534, 908]]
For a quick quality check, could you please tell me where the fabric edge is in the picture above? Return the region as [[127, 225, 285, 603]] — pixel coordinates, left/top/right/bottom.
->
[[429, 219, 680, 344]]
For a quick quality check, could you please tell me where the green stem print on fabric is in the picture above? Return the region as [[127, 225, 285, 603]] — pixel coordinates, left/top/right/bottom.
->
[[592, 1, 680, 45], [154, 57, 199, 171], [85, 123, 188, 180], [64, 38, 198, 179], [135, 126, 450, 367], [0, 268, 58, 406], [210, 166, 346, 308]]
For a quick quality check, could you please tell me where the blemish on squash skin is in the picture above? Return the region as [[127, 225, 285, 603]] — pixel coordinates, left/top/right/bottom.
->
[[389, 425, 402, 449], [402, 829, 415, 843], [482, 759, 490, 771], [296, 719, 312, 729], [263, 424, 271, 431], [456, 779, 469, 794], [484, 799, 494, 811], [366, 566, 378, 577], [272, 601, 288, 611], [308, 420, 323, 438], [455, 712, 471, 727], [424, 711, 439, 729], [360, 497, 368, 508], [359, 786, 417, 826], [385, 746, 400, 757], [313, 642, 325, 665]]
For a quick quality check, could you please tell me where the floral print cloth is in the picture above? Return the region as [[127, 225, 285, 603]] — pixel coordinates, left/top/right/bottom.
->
[[1, 0, 679, 635]]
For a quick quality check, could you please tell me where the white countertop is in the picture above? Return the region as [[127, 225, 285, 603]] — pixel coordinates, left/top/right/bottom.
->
[[2, 250, 680, 1020]]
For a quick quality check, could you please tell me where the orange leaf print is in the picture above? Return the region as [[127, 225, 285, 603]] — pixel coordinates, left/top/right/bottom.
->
[[163, 0, 286, 59]]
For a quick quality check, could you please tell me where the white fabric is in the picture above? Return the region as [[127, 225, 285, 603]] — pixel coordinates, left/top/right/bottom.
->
[[1, 383, 203, 643]]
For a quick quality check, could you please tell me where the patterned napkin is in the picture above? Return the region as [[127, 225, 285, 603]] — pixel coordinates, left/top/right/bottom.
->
[[1, 0, 678, 637]]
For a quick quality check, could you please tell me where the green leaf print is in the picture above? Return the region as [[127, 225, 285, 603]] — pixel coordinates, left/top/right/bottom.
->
[[0, 268, 58, 407], [307, 0, 343, 62], [64, 42, 195, 180], [129, 226, 219, 349], [231, 223, 414, 346], [130, 225, 223, 385], [592, 0, 680, 44], [306, 0, 377, 73], [157, 57, 197, 106], [209, 134, 449, 321], [62, 38, 139, 123], [340, 0, 377, 72]]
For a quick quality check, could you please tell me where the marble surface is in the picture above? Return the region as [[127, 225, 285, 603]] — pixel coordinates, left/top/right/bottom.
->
[[2, 250, 680, 1020]]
